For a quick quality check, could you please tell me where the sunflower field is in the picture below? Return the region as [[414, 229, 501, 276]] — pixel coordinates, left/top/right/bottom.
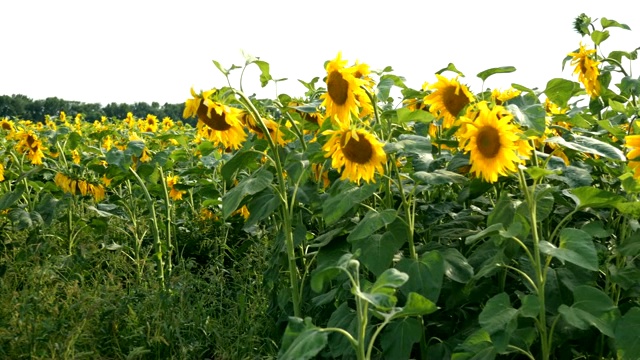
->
[[2, 14, 640, 360]]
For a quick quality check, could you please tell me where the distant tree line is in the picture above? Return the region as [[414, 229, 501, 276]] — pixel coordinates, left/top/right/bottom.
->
[[0, 94, 189, 124]]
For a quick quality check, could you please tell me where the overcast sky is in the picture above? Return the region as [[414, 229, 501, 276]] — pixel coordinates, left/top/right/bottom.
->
[[2, 1, 639, 106]]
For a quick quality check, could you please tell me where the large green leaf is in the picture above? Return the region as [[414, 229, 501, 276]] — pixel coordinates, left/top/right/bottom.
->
[[352, 230, 405, 277], [615, 307, 640, 360], [347, 209, 397, 242], [558, 285, 619, 337], [222, 169, 274, 218], [412, 169, 468, 185], [392, 292, 438, 318], [0, 184, 25, 211], [244, 189, 280, 229], [563, 187, 625, 210], [381, 317, 422, 359], [506, 103, 546, 136], [476, 66, 516, 82], [539, 228, 598, 271], [440, 247, 474, 283], [221, 150, 260, 182], [322, 182, 377, 225], [326, 302, 358, 358], [396, 107, 434, 124], [279, 317, 328, 360], [479, 293, 518, 335], [546, 135, 626, 161], [544, 78, 580, 108], [396, 251, 444, 302]]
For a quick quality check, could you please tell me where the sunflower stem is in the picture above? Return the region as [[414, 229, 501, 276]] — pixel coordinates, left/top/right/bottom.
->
[[234, 89, 302, 317], [391, 155, 417, 260]]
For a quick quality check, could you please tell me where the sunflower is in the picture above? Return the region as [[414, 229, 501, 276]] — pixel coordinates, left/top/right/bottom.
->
[[457, 102, 524, 183], [140, 114, 159, 133], [322, 128, 387, 184], [71, 150, 81, 164], [166, 174, 186, 201], [161, 117, 174, 131], [625, 135, 640, 179], [15, 130, 46, 165], [320, 53, 369, 128], [243, 112, 287, 146], [185, 88, 247, 150], [423, 74, 475, 129], [491, 88, 521, 105], [0, 163, 5, 182], [54, 173, 106, 202], [568, 43, 601, 98]]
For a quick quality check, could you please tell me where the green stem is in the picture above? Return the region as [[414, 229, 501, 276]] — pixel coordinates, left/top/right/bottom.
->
[[235, 89, 302, 317], [391, 156, 417, 259], [129, 167, 165, 292], [159, 168, 173, 284]]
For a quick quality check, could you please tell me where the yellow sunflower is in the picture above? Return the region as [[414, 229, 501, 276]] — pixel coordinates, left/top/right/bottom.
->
[[140, 114, 159, 133], [457, 102, 524, 183], [423, 74, 475, 129], [491, 87, 521, 105], [243, 112, 287, 146], [185, 88, 247, 150], [568, 43, 601, 98], [166, 174, 186, 201], [320, 53, 369, 128], [625, 135, 640, 179], [15, 130, 46, 165], [322, 128, 387, 184], [0, 163, 5, 182]]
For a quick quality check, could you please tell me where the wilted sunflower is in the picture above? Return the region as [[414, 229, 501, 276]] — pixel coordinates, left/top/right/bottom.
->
[[568, 43, 601, 98], [322, 128, 386, 184], [320, 53, 369, 128], [185, 88, 247, 150], [625, 135, 640, 179], [423, 74, 475, 128], [457, 102, 524, 183]]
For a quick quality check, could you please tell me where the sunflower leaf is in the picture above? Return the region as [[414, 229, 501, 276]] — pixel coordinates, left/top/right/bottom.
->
[[253, 60, 273, 87], [544, 78, 581, 108], [476, 66, 516, 82], [322, 182, 377, 225], [545, 135, 626, 161], [436, 63, 464, 77], [222, 169, 274, 219], [601, 18, 631, 30]]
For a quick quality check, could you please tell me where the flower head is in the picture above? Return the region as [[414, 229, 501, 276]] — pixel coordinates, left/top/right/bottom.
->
[[320, 53, 370, 128], [625, 135, 640, 179], [322, 128, 386, 184], [423, 74, 475, 128], [568, 43, 601, 98]]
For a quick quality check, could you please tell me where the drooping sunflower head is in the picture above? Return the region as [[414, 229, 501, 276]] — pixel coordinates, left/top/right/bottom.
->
[[423, 74, 475, 128], [194, 102, 247, 150], [457, 101, 523, 183], [321, 128, 387, 184], [244, 113, 287, 146], [320, 53, 369, 128], [183, 87, 217, 119], [0, 118, 15, 134], [568, 43, 601, 98]]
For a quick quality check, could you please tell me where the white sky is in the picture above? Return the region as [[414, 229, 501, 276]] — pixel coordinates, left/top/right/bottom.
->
[[2, 0, 639, 106]]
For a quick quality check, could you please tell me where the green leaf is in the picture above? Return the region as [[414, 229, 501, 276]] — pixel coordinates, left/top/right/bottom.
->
[[440, 247, 474, 283], [601, 17, 631, 30], [465, 223, 504, 245], [212, 60, 230, 76], [326, 302, 357, 358], [539, 228, 598, 271], [519, 294, 540, 319], [347, 209, 397, 242], [253, 60, 273, 87], [352, 230, 404, 276], [279, 317, 328, 360], [525, 166, 558, 181], [479, 293, 518, 335], [591, 30, 610, 45], [372, 268, 409, 291], [545, 135, 626, 161], [506, 103, 546, 136], [396, 251, 444, 302], [8, 208, 34, 230], [477, 66, 516, 82], [396, 107, 434, 124], [0, 184, 25, 211], [378, 74, 407, 100], [357, 289, 397, 310], [222, 169, 273, 218], [615, 307, 640, 359], [563, 187, 625, 210], [322, 182, 377, 225], [544, 78, 580, 108], [311, 252, 353, 293], [244, 189, 280, 229], [381, 317, 422, 359], [558, 285, 619, 337], [221, 150, 260, 183], [615, 202, 640, 218], [392, 292, 438, 318], [67, 131, 82, 150], [436, 63, 465, 77], [413, 169, 468, 185]]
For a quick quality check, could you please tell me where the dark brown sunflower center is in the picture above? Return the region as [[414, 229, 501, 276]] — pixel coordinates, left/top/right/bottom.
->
[[327, 70, 349, 106], [341, 133, 373, 164], [147, 118, 155, 124], [26, 134, 36, 147], [302, 112, 319, 125], [442, 85, 470, 117], [1, 122, 11, 130], [196, 102, 232, 131], [476, 126, 501, 158]]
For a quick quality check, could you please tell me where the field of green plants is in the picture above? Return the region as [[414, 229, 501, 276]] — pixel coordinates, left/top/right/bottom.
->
[[2, 14, 640, 359]]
